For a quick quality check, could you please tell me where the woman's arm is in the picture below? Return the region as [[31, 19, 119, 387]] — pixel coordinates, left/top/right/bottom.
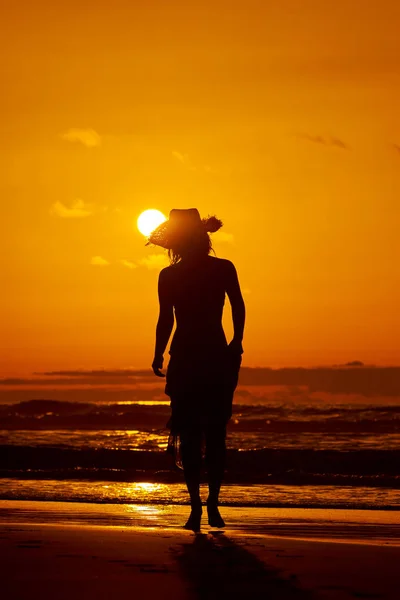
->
[[152, 268, 174, 377], [225, 261, 245, 353]]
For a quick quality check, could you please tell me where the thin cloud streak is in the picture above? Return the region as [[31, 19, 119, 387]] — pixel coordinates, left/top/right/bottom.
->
[[119, 259, 137, 269], [139, 254, 169, 270], [91, 256, 110, 266], [172, 150, 195, 170], [61, 128, 101, 148], [214, 231, 234, 243], [172, 150, 217, 173], [50, 199, 93, 219], [9, 366, 396, 397], [36, 369, 153, 377], [298, 134, 349, 150]]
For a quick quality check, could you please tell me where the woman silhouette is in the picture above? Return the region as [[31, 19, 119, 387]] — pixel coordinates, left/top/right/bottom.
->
[[149, 208, 245, 531]]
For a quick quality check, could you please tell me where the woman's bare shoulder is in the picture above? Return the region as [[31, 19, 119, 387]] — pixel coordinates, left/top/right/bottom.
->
[[158, 265, 175, 280], [209, 256, 236, 272]]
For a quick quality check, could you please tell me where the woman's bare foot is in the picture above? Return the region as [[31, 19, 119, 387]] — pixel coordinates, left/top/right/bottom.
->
[[206, 501, 225, 528], [183, 506, 202, 532]]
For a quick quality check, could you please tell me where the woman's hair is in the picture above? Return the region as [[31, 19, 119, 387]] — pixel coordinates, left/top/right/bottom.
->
[[168, 229, 212, 264], [168, 215, 222, 265]]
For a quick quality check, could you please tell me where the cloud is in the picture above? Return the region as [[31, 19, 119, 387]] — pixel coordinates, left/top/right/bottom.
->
[[237, 366, 400, 396], [36, 369, 152, 377], [172, 151, 216, 173], [61, 128, 101, 147], [4, 366, 400, 397], [172, 150, 195, 170], [91, 256, 110, 266], [139, 254, 169, 270], [214, 231, 234, 243], [119, 259, 137, 269], [50, 199, 93, 218], [298, 134, 349, 150]]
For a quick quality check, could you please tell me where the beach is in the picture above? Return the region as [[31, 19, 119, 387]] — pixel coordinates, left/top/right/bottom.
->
[[1, 376, 399, 598], [1, 500, 399, 600]]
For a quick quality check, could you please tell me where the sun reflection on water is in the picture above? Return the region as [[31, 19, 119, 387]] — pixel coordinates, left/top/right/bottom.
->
[[2, 479, 400, 511], [116, 401, 169, 406], [132, 482, 163, 494], [126, 504, 161, 514]]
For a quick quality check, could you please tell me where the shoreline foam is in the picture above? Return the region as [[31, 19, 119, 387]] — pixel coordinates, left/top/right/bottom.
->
[[1, 500, 400, 546]]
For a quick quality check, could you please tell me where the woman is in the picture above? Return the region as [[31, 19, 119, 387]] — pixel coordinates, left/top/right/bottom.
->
[[149, 208, 245, 531]]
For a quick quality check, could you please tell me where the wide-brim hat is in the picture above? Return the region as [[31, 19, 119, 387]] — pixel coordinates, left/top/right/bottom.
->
[[146, 208, 222, 249]]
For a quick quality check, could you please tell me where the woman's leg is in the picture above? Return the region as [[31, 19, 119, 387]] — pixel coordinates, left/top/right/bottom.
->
[[205, 423, 226, 527], [180, 426, 203, 530]]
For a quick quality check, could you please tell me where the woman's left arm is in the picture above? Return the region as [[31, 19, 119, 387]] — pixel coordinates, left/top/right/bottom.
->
[[152, 268, 174, 377], [225, 261, 245, 355]]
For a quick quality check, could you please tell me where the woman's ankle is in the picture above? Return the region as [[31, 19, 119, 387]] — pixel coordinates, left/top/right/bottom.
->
[[206, 497, 219, 508]]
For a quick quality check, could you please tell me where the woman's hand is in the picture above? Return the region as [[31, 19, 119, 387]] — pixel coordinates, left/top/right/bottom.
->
[[152, 354, 165, 377], [228, 338, 243, 355]]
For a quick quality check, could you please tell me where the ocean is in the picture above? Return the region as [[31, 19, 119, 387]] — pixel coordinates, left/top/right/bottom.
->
[[1, 378, 399, 510]]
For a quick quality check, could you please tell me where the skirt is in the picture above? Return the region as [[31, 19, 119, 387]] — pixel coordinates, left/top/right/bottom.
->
[[165, 345, 242, 433]]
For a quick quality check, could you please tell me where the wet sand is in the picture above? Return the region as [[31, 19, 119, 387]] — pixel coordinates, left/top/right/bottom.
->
[[1, 501, 399, 599]]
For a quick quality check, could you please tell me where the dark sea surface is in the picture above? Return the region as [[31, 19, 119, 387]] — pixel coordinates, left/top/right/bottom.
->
[[1, 390, 399, 509]]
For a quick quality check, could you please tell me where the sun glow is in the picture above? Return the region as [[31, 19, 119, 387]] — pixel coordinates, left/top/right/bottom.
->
[[137, 209, 167, 237]]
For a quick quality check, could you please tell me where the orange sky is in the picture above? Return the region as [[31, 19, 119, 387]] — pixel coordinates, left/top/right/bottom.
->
[[1, 0, 400, 375]]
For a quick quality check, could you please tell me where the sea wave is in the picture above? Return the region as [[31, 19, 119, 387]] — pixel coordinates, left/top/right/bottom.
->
[[0, 480, 399, 511], [1, 445, 399, 488], [1, 399, 399, 433]]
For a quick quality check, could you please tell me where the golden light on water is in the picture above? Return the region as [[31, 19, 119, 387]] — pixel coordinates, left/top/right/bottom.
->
[[116, 401, 170, 406], [137, 209, 167, 237], [134, 482, 162, 493]]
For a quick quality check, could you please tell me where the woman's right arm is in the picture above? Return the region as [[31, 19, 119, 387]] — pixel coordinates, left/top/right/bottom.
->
[[152, 268, 174, 377]]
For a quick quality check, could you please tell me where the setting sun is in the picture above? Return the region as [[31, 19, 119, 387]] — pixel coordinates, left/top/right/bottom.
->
[[137, 209, 167, 237]]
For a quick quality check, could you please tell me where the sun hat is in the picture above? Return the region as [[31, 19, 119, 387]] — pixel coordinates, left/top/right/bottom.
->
[[146, 208, 222, 249]]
